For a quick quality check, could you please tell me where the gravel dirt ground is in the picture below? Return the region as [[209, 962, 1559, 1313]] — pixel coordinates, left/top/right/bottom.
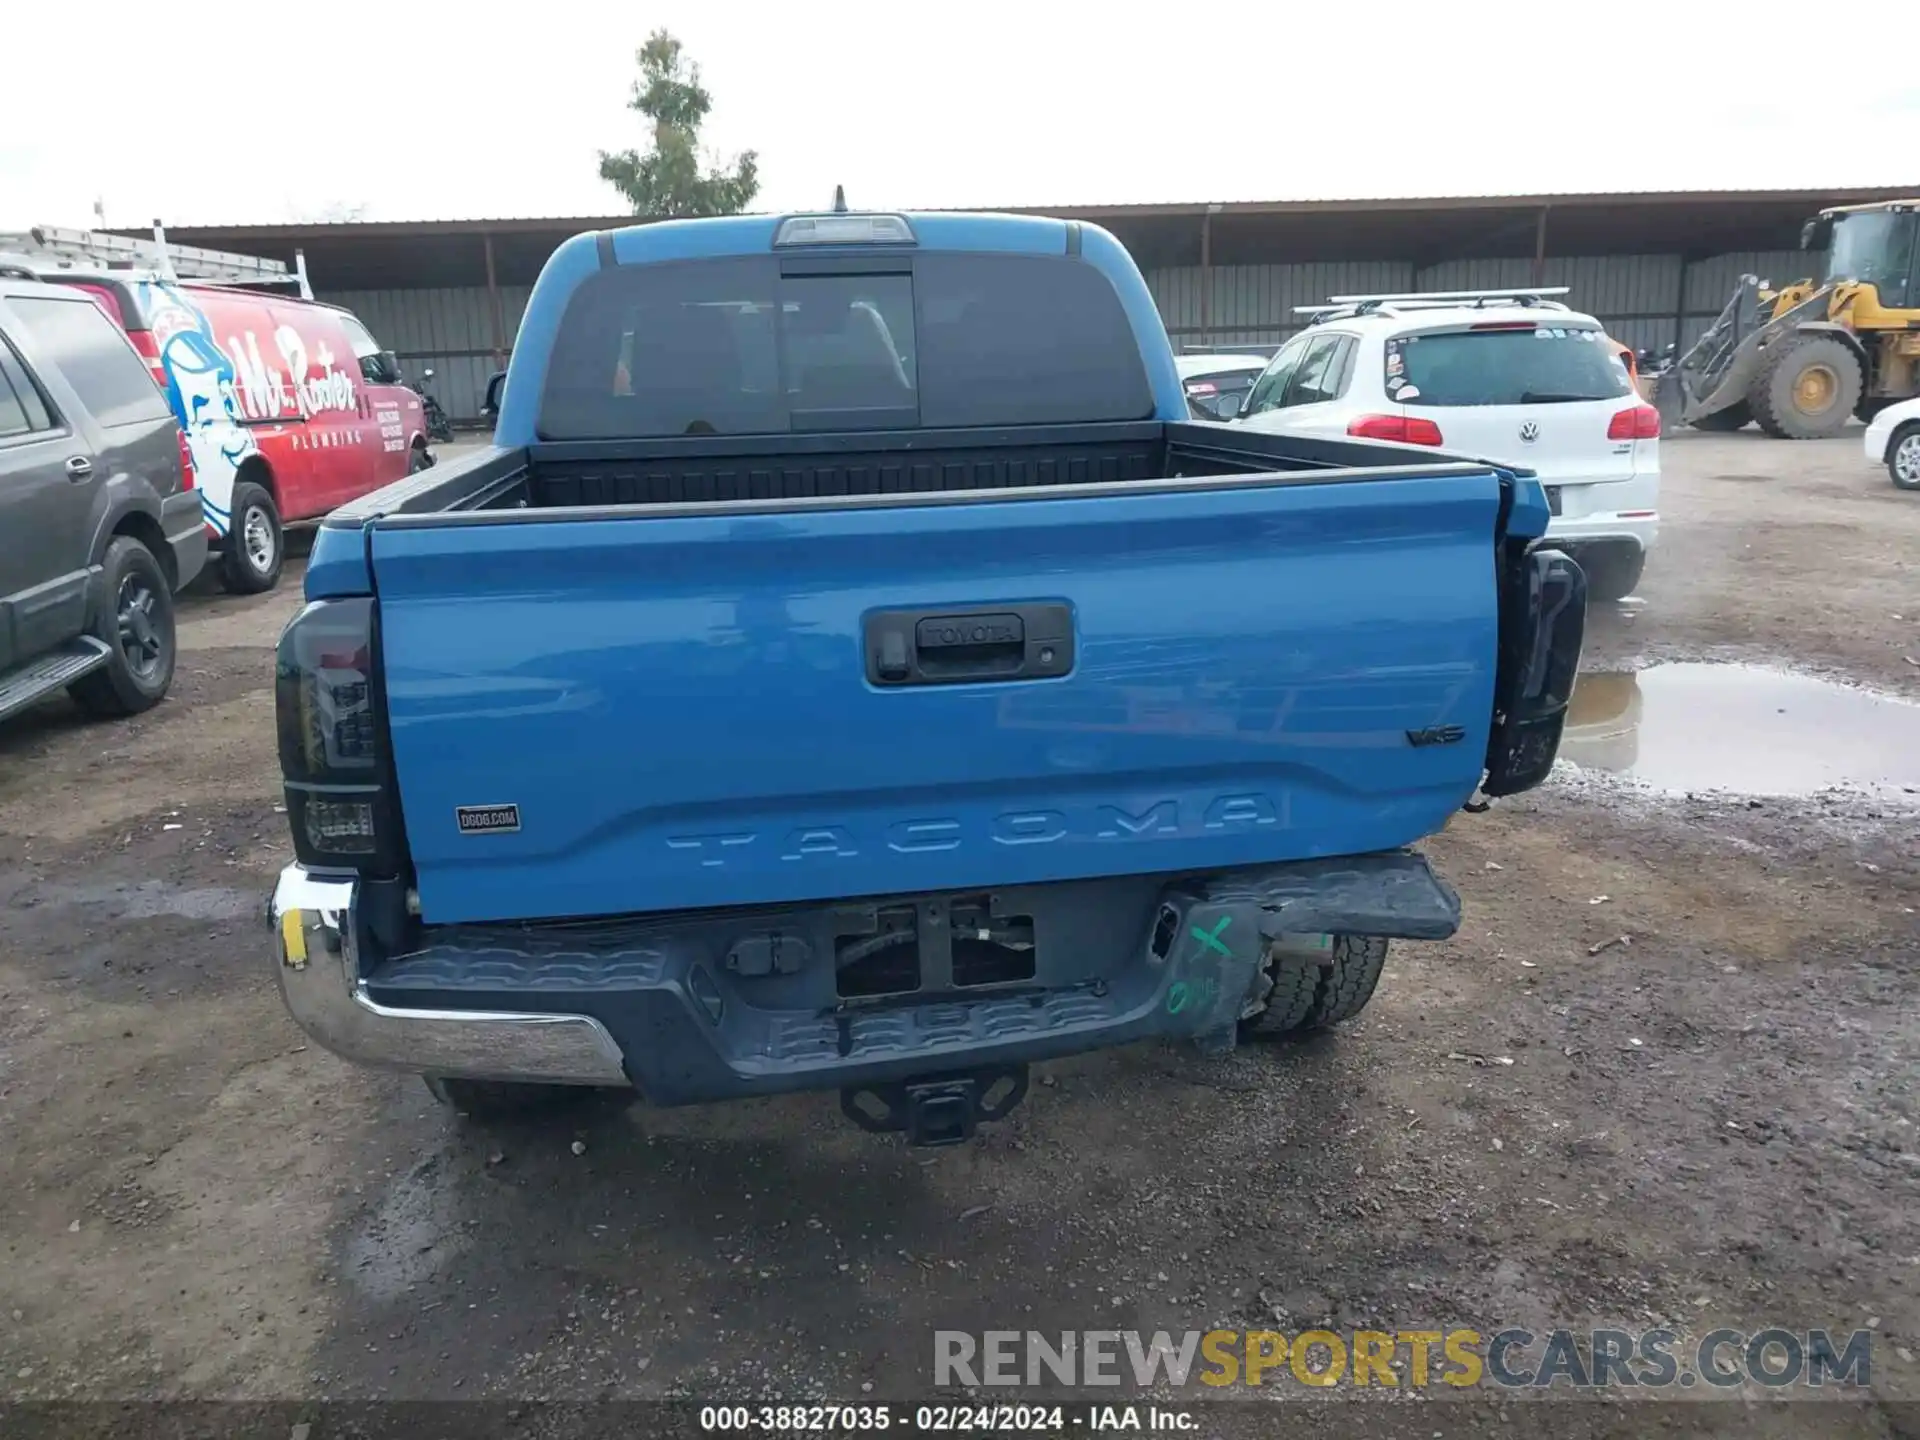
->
[[1, 431, 1916, 1437]]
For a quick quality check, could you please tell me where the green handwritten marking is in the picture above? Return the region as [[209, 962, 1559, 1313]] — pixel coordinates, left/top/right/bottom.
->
[[1166, 982, 1190, 1015], [1190, 914, 1234, 958]]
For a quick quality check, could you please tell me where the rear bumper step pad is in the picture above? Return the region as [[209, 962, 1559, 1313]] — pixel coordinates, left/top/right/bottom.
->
[[269, 851, 1458, 1102]]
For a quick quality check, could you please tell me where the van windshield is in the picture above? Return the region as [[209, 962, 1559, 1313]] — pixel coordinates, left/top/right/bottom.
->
[[1388, 326, 1632, 407], [541, 252, 1152, 437]]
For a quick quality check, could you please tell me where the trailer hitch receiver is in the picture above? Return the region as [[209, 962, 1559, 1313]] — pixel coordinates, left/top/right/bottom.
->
[[840, 1065, 1029, 1147]]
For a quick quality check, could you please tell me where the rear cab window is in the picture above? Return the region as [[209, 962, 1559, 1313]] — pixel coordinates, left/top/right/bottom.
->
[[540, 252, 1153, 438], [9, 294, 173, 428], [1387, 324, 1632, 407]]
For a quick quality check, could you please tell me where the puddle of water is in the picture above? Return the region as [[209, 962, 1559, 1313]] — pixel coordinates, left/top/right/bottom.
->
[[1559, 663, 1920, 800]]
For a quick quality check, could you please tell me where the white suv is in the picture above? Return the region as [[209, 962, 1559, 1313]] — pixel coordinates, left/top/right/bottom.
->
[[1231, 289, 1659, 602]]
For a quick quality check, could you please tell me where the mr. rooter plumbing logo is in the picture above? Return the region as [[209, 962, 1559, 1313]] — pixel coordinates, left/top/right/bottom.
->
[[934, 1326, 1875, 1392]]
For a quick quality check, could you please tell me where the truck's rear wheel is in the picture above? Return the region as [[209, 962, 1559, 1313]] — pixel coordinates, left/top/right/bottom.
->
[[423, 1075, 625, 1122], [1749, 334, 1861, 439], [1239, 935, 1390, 1038], [1689, 401, 1751, 432]]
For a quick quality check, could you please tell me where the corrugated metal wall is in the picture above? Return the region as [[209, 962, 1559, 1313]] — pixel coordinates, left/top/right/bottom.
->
[[1148, 250, 1804, 358], [1149, 262, 1412, 348], [325, 248, 1809, 421]]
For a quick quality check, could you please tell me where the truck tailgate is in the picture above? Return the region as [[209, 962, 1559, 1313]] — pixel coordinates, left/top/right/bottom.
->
[[369, 471, 1508, 924]]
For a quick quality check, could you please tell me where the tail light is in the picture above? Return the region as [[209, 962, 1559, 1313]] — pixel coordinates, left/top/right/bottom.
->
[[275, 598, 407, 875], [1483, 547, 1587, 798], [125, 328, 169, 395], [1348, 414, 1445, 446], [1607, 405, 1662, 440], [126, 329, 196, 489]]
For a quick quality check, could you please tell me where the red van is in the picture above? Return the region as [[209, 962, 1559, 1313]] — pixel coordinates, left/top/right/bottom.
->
[[35, 275, 429, 592]]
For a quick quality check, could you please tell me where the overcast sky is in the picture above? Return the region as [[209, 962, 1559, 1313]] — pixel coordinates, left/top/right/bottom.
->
[[4, 0, 1916, 230]]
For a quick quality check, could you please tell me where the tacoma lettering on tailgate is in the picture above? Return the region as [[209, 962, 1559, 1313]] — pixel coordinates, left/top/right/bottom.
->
[[664, 793, 1289, 868]]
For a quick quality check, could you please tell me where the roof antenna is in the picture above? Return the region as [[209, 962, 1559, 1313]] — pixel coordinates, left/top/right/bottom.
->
[[832, 185, 848, 214]]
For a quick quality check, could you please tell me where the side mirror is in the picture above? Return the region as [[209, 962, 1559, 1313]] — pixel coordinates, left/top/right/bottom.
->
[[482, 370, 507, 420], [373, 350, 401, 385]]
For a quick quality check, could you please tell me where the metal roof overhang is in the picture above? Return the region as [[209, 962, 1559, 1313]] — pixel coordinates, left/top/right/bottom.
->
[[122, 187, 1920, 289]]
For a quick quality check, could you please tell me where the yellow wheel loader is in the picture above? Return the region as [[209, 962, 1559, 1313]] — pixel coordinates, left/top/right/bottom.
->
[[1674, 200, 1920, 438]]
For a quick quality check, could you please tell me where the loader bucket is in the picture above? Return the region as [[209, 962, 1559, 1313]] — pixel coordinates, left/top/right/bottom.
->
[[1676, 276, 1764, 425]]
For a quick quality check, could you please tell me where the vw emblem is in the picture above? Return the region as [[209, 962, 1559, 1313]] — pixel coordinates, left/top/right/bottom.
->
[[1518, 421, 1540, 443]]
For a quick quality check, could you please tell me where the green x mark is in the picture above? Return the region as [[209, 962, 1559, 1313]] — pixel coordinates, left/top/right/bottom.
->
[[1190, 914, 1234, 957]]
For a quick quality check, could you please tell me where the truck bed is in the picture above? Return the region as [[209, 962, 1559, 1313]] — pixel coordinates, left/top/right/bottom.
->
[[315, 420, 1507, 535]]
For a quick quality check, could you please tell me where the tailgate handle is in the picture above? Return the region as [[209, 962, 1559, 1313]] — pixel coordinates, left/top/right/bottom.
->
[[866, 602, 1074, 687]]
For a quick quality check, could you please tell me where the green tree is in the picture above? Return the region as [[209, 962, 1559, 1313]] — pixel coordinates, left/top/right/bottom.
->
[[598, 31, 759, 219]]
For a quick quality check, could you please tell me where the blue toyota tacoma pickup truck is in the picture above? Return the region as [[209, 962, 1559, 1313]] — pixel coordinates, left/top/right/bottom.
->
[[269, 208, 1584, 1146]]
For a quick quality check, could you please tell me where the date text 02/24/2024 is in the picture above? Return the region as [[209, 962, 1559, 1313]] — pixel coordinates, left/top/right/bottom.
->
[[697, 1403, 1196, 1432]]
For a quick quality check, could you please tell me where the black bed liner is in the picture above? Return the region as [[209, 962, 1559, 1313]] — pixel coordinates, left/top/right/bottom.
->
[[325, 421, 1514, 530]]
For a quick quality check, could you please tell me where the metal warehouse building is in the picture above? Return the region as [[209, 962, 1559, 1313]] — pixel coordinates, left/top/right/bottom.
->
[[139, 186, 1915, 422]]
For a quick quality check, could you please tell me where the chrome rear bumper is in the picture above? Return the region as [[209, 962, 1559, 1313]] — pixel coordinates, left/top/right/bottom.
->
[[271, 853, 1460, 1106], [269, 865, 630, 1087]]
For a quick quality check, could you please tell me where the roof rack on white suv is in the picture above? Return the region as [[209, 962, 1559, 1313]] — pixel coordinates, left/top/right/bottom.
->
[[1295, 287, 1572, 325], [1179, 342, 1282, 358], [0, 222, 313, 300]]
